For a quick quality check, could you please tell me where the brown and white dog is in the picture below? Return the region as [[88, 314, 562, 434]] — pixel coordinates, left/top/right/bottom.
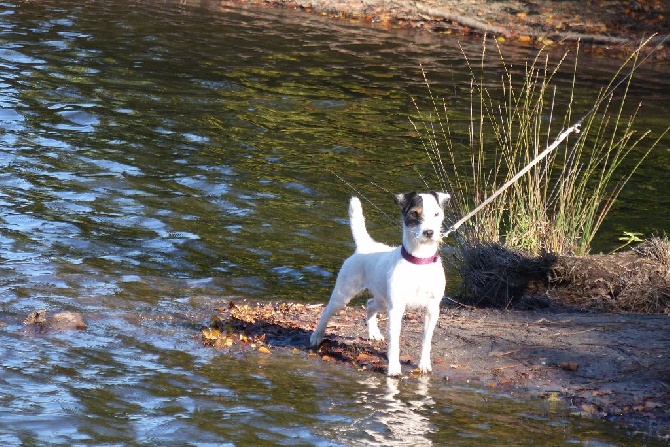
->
[[310, 192, 449, 376]]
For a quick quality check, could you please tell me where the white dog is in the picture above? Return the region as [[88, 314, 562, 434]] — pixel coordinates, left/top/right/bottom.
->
[[310, 192, 449, 376]]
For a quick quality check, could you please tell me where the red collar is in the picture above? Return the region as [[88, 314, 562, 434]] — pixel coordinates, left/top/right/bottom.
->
[[400, 245, 440, 265]]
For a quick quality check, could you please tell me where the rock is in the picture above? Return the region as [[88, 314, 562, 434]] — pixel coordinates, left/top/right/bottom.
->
[[23, 309, 87, 331]]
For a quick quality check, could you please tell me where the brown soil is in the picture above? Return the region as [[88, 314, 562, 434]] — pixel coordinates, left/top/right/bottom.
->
[[214, 0, 670, 59], [202, 299, 670, 441]]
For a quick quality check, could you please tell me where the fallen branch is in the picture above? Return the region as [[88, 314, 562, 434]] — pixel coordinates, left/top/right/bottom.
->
[[415, 5, 509, 36]]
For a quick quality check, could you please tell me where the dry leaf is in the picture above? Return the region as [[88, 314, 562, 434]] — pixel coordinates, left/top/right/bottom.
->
[[201, 327, 221, 340], [547, 392, 561, 402], [645, 401, 664, 409], [559, 362, 579, 371], [356, 353, 377, 363], [214, 336, 233, 348], [581, 404, 598, 414], [257, 346, 271, 354]]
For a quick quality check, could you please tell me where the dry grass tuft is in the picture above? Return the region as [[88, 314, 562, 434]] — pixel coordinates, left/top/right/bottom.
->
[[451, 236, 670, 314], [410, 37, 669, 313], [548, 236, 670, 314], [454, 242, 556, 309]]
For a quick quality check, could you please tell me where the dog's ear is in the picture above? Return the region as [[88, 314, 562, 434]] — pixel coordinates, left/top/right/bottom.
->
[[432, 192, 450, 208], [394, 192, 416, 209]]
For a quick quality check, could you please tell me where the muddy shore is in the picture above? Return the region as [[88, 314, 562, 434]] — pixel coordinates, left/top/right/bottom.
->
[[203, 301, 670, 441], [211, 0, 670, 59]]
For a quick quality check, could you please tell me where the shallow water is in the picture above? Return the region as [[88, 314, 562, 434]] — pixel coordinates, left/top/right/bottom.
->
[[0, 0, 668, 444]]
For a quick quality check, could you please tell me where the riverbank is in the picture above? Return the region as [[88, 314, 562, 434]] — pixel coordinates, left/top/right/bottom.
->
[[213, 0, 669, 59], [202, 300, 670, 442]]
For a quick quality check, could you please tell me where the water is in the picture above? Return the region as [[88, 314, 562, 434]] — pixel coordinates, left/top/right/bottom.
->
[[0, 0, 668, 444]]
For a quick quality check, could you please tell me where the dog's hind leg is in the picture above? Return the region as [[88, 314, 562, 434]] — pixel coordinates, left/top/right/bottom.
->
[[366, 297, 386, 341], [310, 262, 363, 346], [310, 304, 338, 346]]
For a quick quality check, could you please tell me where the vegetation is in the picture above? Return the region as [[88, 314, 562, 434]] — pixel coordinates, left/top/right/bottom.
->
[[412, 37, 668, 257], [410, 37, 670, 311]]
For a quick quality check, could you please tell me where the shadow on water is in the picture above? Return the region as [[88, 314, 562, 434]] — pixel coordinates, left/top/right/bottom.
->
[[0, 0, 668, 444]]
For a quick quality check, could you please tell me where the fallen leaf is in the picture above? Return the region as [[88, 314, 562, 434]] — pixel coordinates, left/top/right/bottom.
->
[[559, 362, 579, 371], [581, 404, 598, 414], [257, 346, 271, 354], [547, 392, 561, 402], [645, 401, 664, 409], [214, 336, 233, 348], [201, 327, 221, 340], [356, 353, 377, 363]]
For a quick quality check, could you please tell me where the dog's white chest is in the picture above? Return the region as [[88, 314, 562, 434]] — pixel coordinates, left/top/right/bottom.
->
[[391, 262, 445, 308]]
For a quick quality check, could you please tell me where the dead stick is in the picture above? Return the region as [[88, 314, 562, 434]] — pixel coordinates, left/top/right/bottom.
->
[[415, 6, 510, 36], [444, 122, 581, 237]]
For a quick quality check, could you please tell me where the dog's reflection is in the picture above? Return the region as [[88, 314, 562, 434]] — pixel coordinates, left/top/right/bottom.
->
[[356, 376, 435, 446]]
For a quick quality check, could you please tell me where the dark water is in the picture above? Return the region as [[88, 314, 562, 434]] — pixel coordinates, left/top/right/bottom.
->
[[0, 0, 668, 444]]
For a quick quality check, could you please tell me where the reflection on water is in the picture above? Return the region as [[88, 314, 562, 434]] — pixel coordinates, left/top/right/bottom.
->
[[0, 0, 668, 444], [357, 377, 435, 446]]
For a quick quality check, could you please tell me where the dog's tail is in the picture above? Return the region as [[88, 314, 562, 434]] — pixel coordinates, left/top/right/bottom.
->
[[349, 197, 377, 253]]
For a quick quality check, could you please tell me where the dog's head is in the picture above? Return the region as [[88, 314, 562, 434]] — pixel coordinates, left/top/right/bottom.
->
[[395, 191, 450, 247]]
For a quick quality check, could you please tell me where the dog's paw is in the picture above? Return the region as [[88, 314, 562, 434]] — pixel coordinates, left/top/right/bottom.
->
[[387, 363, 402, 376], [367, 329, 384, 341], [418, 361, 432, 374], [309, 332, 323, 346]]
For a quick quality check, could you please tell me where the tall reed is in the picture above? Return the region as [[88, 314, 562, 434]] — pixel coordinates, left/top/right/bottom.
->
[[412, 38, 668, 256]]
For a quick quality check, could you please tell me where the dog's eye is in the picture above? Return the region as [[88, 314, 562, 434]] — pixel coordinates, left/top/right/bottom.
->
[[409, 211, 419, 220]]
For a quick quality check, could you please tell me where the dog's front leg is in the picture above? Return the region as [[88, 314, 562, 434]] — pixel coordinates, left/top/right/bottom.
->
[[418, 301, 440, 373], [386, 302, 405, 376]]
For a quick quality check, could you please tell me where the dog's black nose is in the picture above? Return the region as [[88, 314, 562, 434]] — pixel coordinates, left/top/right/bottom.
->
[[423, 229, 434, 238]]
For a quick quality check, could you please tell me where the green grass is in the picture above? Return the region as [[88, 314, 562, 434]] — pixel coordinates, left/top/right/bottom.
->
[[412, 37, 669, 256]]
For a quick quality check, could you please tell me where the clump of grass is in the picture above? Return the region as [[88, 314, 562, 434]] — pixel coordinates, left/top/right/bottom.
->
[[412, 37, 669, 257], [410, 38, 669, 310]]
